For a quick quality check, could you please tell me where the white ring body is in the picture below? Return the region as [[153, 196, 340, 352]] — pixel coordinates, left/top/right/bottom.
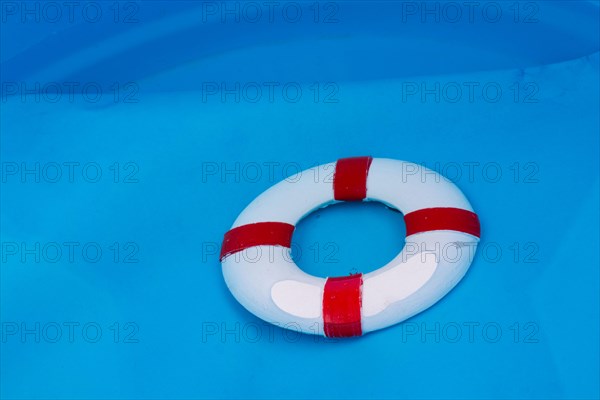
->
[[221, 158, 479, 336]]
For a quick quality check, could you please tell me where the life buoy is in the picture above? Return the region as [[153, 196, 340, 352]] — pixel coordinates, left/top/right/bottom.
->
[[220, 157, 480, 338]]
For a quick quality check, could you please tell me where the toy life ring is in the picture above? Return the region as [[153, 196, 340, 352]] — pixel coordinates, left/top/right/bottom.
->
[[220, 157, 480, 338]]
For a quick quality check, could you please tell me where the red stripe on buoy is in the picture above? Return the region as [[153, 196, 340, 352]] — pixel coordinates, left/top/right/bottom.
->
[[334, 156, 373, 201], [404, 207, 481, 238], [220, 222, 295, 261], [322, 274, 363, 338]]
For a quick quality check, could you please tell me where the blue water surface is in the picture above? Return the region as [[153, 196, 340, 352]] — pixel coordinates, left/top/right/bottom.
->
[[1, 1, 599, 399]]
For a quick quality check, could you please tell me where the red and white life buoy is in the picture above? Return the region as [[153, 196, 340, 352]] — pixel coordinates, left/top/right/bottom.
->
[[220, 157, 480, 338]]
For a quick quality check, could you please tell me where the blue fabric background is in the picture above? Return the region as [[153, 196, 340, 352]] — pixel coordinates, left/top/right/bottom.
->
[[1, 1, 599, 399]]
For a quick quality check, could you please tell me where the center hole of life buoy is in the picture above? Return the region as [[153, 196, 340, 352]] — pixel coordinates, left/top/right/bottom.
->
[[290, 201, 406, 278]]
